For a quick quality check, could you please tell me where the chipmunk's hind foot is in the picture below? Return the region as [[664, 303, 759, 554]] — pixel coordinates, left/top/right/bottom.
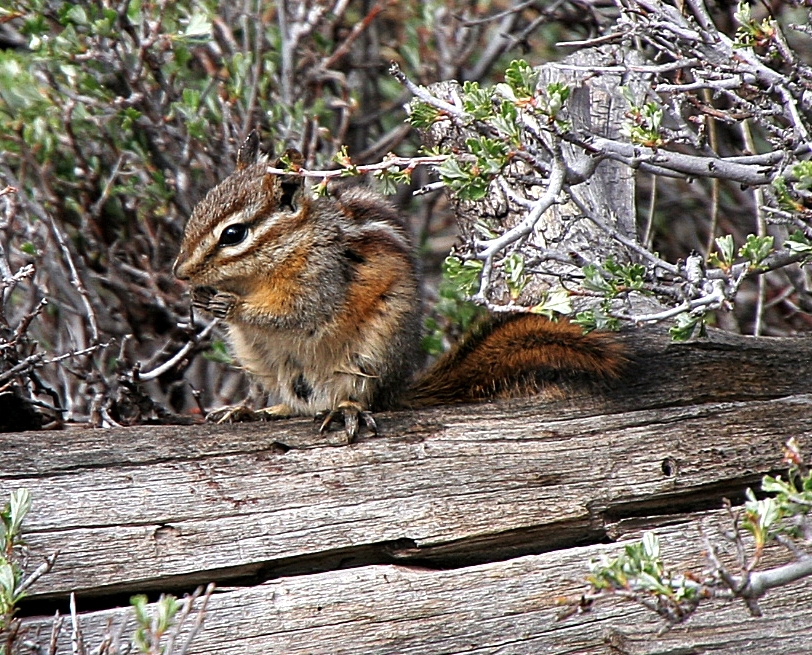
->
[[317, 400, 378, 442]]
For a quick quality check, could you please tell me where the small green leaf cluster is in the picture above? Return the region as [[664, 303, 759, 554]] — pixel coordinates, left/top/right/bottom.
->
[[756, 438, 812, 541], [529, 289, 573, 319], [730, 438, 812, 561], [588, 531, 702, 605], [536, 82, 571, 126], [132, 593, 182, 654], [374, 168, 413, 195], [793, 161, 812, 190], [710, 234, 774, 271], [442, 256, 484, 297], [785, 230, 812, 257], [741, 489, 781, 554], [621, 100, 664, 148], [460, 78, 524, 143], [669, 313, 706, 342], [436, 136, 508, 201], [496, 60, 540, 104], [574, 257, 646, 331], [503, 252, 528, 301], [407, 102, 442, 130], [583, 258, 646, 295], [572, 306, 620, 332], [0, 489, 31, 628], [739, 234, 774, 270], [733, 1, 775, 48], [203, 340, 233, 365], [333, 146, 360, 176], [773, 162, 812, 212], [422, 256, 485, 355]]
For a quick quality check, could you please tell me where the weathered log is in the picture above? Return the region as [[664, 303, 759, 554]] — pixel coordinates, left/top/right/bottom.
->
[[17, 510, 812, 655], [4, 329, 810, 611]]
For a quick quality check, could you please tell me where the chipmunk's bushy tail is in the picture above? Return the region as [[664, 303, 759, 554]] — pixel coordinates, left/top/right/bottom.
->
[[404, 314, 626, 407]]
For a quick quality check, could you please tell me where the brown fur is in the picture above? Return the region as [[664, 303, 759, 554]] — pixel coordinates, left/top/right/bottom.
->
[[404, 314, 626, 407]]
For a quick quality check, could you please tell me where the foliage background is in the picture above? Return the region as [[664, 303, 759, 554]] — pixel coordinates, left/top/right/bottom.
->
[[0, 0, 810, 429]]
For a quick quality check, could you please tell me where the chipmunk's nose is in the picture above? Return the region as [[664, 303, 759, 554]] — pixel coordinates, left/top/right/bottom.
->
[[173, 254, 190, 280]]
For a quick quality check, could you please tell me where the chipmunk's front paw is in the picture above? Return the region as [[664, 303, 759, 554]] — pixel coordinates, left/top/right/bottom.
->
[[192, 287, 238, 319], [317, 400, 378, 442], [207, 403, 294, 424], [191, 286, 217, 312]]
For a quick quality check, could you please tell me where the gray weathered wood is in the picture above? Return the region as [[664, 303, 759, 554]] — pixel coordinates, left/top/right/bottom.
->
[[6, 391, 809, 599], [18, 510, 812, 655], [5, 328, 812, 653]]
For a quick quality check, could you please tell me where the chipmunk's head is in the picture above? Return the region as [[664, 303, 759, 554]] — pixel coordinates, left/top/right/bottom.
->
[[173, 132, 309, 292]]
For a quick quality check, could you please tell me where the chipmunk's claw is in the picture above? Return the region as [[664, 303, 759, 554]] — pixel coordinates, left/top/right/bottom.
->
[[192, 287, 238, 319], [317, 400, 377, 442], [207, 403, 293, 424]]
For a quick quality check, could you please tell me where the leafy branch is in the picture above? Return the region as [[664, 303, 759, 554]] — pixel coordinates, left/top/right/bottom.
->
[[576, 438, 812, 626]]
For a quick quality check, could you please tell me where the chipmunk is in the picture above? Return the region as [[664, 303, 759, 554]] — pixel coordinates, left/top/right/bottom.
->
[[173, 133, 625, 439]]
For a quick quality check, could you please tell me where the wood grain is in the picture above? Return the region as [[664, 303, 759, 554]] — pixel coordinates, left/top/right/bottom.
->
[[18, 510, 812, 655], [4, 328, 811, 653], [5, 390, 808, 600]]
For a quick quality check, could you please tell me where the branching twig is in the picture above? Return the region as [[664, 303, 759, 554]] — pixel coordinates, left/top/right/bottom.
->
[[139, 320, 218, 382]]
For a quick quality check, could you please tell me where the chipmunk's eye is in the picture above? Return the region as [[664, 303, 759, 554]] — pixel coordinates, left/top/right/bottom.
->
[[218, 223, 248, 247]]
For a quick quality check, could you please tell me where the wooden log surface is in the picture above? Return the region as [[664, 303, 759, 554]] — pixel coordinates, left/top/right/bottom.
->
[[5, 328, 812, 653], [18, 511, 812, 654]]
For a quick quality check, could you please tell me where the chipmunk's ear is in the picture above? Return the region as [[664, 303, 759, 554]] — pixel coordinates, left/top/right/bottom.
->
[[236, 130, 261, 169], [269, 149, 305, 211]]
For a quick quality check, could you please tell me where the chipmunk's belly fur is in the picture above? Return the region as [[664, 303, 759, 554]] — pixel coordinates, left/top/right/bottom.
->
[[228, 321, 396, 415]]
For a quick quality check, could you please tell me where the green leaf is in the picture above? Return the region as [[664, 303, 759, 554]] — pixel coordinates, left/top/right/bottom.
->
[[436, 157, 468, 182], [669, 313, 703, 341], [7, 489, 31, 537], [156, 594, 181, 633], [714, 235, 735, 266], [785, 231, 812, 255], [581, 264, 613, 294], [530, 290, 572, 318], [408, 101, 441, 129], [203, 341, 232, 365], [501, 59, 539, 102], [442, 256, 483, 297], [738, 234, 774, 269], [792, 161, 812, 190], [491, 101, 520, 143], [461, 81, 494, 120], [541, 82, 571, 118], [642, 531, 660, 560], [182, 12, 212, 41], [64, 5, 89, 26], [0, 559, 16, 613], [503, 252, 527, 300]]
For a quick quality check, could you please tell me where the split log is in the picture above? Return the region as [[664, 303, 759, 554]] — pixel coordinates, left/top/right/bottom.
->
[[4, 328, 812, 653]]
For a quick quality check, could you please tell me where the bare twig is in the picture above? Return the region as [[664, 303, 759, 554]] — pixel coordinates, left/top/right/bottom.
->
[[139, 321, 219, 382], [70, 593, 86, 655], [265, 154, 450, 181], [14, 551, 59, 597]]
